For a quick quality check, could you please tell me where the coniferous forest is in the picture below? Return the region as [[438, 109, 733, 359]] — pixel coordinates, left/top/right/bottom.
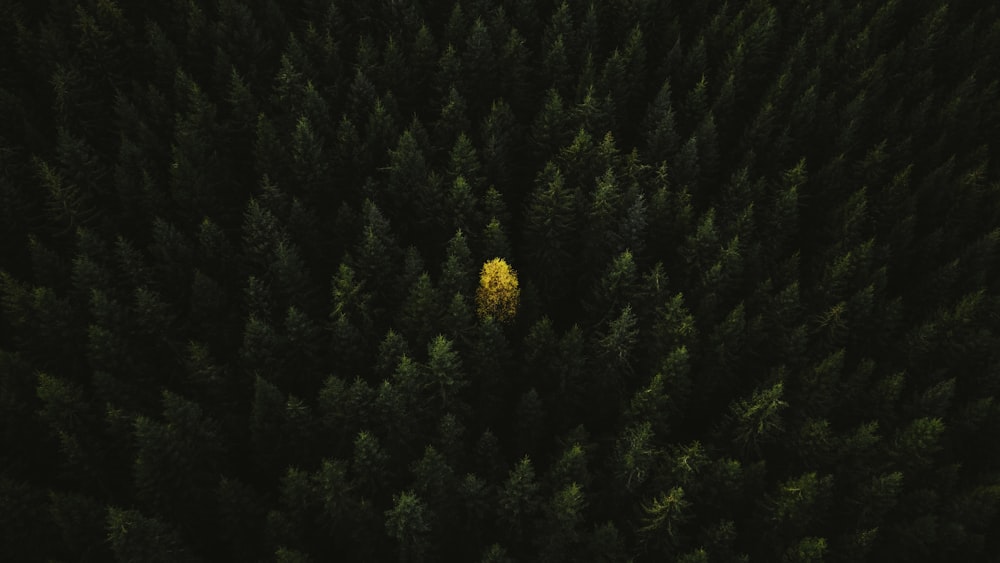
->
[[2, 0, 1000, 561]]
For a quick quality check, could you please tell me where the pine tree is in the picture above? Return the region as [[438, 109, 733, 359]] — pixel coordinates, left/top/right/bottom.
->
[[399, 273, 440, 349], [644, 78, 680, 164], [615, 420, 658, 493], [464, 17, 496, 104], [440, 229, 474, 299], [444, 175, 481, 236], [498, 455, 541, 544], [480, 218, 512, 270], [410, 445, 458, 525], [347, 200, 400, 315], [106, 507, 195, 563], [729, 381, 788, 458], [480, 99, 517, 188], [532, 89, 572, 157], [434, 86, 471, 153], [588, 250, 640, 326], [513, 388, 546, 458], [36, 157, 101, 236], [758, 472, 833, 551], [538, 482, 587, 562], [498, 26, 531, 109], [385, 127, 427, 224], [639, 486, 691, 554], [427, 334, 466, 411], [385, 490, 433, 563], [170, 70, 225, 218], [523, 163, 577, 301], [447, 133, 483, 189]]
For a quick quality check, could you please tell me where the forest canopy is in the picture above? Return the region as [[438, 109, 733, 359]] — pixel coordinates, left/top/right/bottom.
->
[[0, 0, 999, 561]]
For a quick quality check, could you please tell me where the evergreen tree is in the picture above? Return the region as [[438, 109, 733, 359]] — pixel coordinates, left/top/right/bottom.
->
[[523, 162, 578, 303], [399, 273, 440, 349], [480, 99, 517, 189], [498, 455, 541, 546], [639, 486, 691, 555], [728, 381, 788, 458], [427, 334, 466, 412], [532, 90, 573, 157], [645, 82, 683, 159], [385, 490, 433, 563], [440, 229, 474, 299], [107, 507, 196, 563]]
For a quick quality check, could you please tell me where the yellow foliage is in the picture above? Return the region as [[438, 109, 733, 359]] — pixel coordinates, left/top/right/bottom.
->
[[476, 258, 520, 323]]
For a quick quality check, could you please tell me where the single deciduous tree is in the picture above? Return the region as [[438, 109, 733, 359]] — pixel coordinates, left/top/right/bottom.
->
[[476, 258, 519, 323]]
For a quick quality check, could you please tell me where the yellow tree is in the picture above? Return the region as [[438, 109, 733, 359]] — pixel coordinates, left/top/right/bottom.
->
[[476, 258, 520, 323]]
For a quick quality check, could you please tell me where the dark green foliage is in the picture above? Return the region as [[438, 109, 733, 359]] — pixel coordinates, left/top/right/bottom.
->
[[498, 455, 541, 545], [106, 507, 196, 563], [385, 490, 433, 562], [523, 162, 578, 303], [1, 2, 998, 561]]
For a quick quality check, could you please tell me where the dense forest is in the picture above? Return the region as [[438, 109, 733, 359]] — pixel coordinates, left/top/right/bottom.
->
[[1, 0, 999, 561]]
